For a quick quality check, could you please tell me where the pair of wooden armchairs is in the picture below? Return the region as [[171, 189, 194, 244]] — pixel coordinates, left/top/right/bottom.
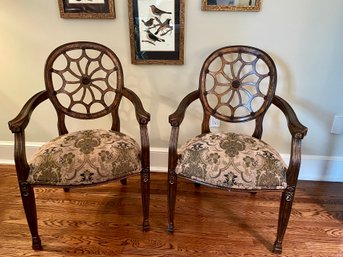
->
[[9, 42, 307, 254]]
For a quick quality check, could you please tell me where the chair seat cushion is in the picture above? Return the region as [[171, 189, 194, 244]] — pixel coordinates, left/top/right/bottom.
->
[[176, 132, 287, 190], [27, 129, 141, 186]]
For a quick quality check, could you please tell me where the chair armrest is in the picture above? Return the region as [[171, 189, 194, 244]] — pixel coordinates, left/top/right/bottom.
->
[[8, 90, 49, 133], [169, 90, 200, 127], [168, 90, 200, 173], [122, 88, 150, 171], [122, 88, 150, 125], [272, 95, 308, 139], [8, 90, 49, 181]]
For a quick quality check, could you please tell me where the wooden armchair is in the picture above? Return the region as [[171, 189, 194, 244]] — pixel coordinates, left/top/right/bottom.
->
[[167, 45, 308, 253], [8, 41, 150, 250]]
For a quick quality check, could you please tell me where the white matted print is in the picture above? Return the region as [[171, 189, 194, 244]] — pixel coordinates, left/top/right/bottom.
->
[[138, 0, 175, 52], [68, 0, 105, 4]]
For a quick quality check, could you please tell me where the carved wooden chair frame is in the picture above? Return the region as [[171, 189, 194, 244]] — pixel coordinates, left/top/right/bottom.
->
[[167, 45, 308, 254], [8, 41, 151, 250]]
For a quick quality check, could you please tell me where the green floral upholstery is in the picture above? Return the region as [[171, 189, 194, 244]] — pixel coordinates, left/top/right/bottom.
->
[[28, 129, 141, 186], [176, 132, 287, 190]]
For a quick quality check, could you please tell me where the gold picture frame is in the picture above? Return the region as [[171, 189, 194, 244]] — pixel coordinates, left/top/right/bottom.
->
[[202, 0, 261, 12], [58, 0, 115, 19], [128, 0, 185, 65]]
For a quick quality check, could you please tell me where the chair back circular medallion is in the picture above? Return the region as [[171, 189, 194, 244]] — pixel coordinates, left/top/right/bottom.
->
[[45, 42, 124, 119], [199, 46, 277, 122]]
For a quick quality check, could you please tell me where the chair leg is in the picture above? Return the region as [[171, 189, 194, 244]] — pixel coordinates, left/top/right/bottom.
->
[[167, 170, 177, 233], [19, 182, 42, 250], [273, 186, 296, 254], [120, 178, 127, 185], [141, 170, 150, 231]]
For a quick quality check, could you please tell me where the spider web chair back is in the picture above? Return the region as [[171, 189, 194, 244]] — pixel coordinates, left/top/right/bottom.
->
[[199, 46, 277, 124], [45, 41, 123, 124]]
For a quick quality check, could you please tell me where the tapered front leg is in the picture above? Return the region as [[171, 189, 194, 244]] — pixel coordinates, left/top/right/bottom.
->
[[273, 186, 296, 254], [19, 182, 42, 250], [141, 168, 150, 231], [167, 170, 177, 233]]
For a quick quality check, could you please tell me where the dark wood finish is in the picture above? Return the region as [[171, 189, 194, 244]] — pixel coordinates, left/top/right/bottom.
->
[[1, 166, 342, 257], [168, 46, 308, 254], [8, 42, 150, 250], [44, 41, 124, 121], [199, 45, 277, 123]]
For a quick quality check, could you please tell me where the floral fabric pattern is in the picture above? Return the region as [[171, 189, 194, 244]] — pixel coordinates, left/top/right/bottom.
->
[[176, 132, 287, 190], [28, 129, 141, 186]]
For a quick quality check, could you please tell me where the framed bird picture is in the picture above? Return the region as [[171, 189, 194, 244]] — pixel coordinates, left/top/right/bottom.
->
[[128, 0, 185, 64], [58, 0, 115, 19]]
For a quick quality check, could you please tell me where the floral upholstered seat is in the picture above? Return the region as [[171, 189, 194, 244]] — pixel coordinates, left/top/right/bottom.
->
[[28, 129, 141, 186], [176, 132, 287, 190]]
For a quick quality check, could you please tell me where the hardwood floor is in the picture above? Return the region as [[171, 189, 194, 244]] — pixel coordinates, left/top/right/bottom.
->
[[0, 165, 342, 256]]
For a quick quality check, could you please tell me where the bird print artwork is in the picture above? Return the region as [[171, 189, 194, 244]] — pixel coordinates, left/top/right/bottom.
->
[[138, 1, 174, 51], [154, 17, 173, 36], [142, 30, 165, 46], [149, 5, 172, 17], [141, 18, 155, 28]]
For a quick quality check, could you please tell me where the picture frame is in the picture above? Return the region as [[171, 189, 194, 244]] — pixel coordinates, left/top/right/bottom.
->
[[128, 0, 185, 65], [58, 0, 115, 19], [202, 0, 261, 12]]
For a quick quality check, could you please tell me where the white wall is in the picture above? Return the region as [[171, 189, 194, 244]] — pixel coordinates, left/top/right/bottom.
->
[[1, 1, 343, 181]]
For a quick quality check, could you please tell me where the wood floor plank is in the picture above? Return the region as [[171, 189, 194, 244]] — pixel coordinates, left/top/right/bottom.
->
[[0, 165, 342, 256]]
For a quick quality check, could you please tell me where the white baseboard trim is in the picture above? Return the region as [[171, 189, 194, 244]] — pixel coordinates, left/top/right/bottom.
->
[[1, 142, 342, 182], [0, 141, 44, 165]]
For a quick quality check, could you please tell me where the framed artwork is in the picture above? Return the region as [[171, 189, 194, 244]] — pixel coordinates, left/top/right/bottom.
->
[[128, 0, 185, 65], [58, 0, 115, 19], [202, 0, 261, 12]]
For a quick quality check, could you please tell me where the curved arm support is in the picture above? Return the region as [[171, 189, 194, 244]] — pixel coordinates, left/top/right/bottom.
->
[[168, 126, 180, 172], [168, 90, 200, 172], [13, 131, 30, 181], [272, 95, 308, 139], [287, 137, 303, 185], [272, 96, 307, 183], [122, 88, 150, 125], [139, 123, 150, 171], [8, 90, 49, 133], [121, 86, 150, 169], [8, 90, 48, 182], [169, 90, 200, 127]]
